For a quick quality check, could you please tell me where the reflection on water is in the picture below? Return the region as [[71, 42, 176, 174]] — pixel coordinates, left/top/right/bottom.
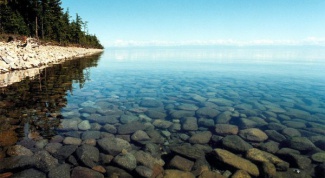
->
[[0, 53, 102, 139], [0, 47, 324, 177]]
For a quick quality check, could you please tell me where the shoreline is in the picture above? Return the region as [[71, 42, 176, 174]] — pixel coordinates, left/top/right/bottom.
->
[[0, 41, 103, 87], [0, 41, 103, 74]]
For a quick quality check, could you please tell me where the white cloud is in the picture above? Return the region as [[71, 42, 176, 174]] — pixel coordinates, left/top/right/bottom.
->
[[105, 38, 325, 47]]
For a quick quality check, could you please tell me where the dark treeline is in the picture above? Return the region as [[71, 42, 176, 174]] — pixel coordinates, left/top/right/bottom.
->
[[0, 0, 103, 49]]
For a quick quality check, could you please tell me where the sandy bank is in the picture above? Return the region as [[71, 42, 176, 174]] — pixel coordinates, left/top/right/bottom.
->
[[0, 41, 103, 74]]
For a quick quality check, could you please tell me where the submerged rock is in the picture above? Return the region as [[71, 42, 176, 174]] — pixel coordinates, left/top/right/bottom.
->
[[97, 137, 132, 156], [113, 153, 137, 170], [246, 148, 289, 171], [311, 152, 325, 163], [48, 164, 71, 178], [189, 131, 212, 144], [222, 135, 252, 153], [215, 124, 238, 136], [169, 155, 194, 171], [288, 137, 317, 152], [117, 121, 146, 134], [34, 151, 59, 172], [105, 166, 133, 178], [239, 128, 268, 142], [76, 145, 100, 168], [170, 144, 205, 160], [181, 117, 198, 131], [12, 169, 46, 178], [71, 166, 104, 178], [163, 169, 195, 178], [213, 148, 259, 177]]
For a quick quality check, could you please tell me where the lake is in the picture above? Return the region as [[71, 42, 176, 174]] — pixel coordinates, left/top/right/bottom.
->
[[0, 46, 324, 177]]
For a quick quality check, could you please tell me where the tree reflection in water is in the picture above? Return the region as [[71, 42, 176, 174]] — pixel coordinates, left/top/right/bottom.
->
[[0, 53, 103, 147]]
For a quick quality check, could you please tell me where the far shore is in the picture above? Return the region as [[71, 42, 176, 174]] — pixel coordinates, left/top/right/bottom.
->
[[0, 40, 103, 87]]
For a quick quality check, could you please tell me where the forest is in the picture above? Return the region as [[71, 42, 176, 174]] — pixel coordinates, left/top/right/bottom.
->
[[0, 0, 103, 49]]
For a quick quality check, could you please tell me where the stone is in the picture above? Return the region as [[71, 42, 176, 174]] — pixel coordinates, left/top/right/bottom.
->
[[265, 130, 287, 142], [6, 145, 33, 156], [196, 107, 220, 118], [288, 153, 311, 170], [145, 110, 167, 120], [283, 121, 306, 129], [170, 144, 205, 160], [267, 123, 287, 131], [214, 111, 232, 124], [35, 139, 49, 149], [135, 166, 153, 178], [189, 131, 212, 144], [113, 153, 137, 170], [12, 169, 46, 178], [76, 145, 100, 168], [222, 135, 253, 153], [120, 114, 139, 124], [131, 130, 150, 141], [82, 139, 97, 146], [231, 170, 251, 178], [97, 137, 132, 156], [78, 120, 91, 130], [198, 170, 226, 178], [182, 117, 198, 131], [0, 156, 37, 170], [81, 131, 101, 140], [92, 165, 106, 173], [153, 119, 173, 129], [282, 128, 301, 138], [311, 152, 325, 163], [276, 147, 300, 155], [63, 137, 82, 145], [170, 110, 195, 119], [54, 145, 78, 160], [140, 99, 163, 108], [0, 130, 18, 147], [117, 121, 146, 134], [246, 148, 289, 171], [146, 129, 165, 144], [87, 114, 119, 124], [213, 149, 259, 177], [163, 169, 195, 178], [215, 124, 238, 136], [34, 151, 59, 172], [274, 168, 312, 178], [102, 124, 117, 134], [45, 142, 62, 154], [134, 150, 165, 168], [237, 118, 258, 129], [260, 141, 280, 154], [169, 155, 194, 171], [262, 162, 276, 178], [71, 166, 104, 178], [48, 164, 71, 178], [58, 118, 81, 131], [100, 153, 114, 164], [105, 166, 133, 178], [198, 118, 215, 128], [239, 128, 268, 142], [288, 137, 317, 152], [177, 103, 199, 111]]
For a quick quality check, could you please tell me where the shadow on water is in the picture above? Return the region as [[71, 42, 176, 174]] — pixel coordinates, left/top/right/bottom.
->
[[0, 52, 103, 147]]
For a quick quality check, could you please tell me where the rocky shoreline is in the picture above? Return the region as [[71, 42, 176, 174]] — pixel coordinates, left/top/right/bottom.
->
[[0, 40, 103, 74]]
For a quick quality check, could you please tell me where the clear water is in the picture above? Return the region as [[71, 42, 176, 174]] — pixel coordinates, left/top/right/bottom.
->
[[0, 46, 325, 177]]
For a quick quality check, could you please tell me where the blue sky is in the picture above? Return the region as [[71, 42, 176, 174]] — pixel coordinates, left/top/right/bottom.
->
[[61, 0, 325, 47]]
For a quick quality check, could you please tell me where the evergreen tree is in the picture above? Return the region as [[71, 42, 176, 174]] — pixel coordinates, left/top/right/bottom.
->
[[0, 0, 103, 48]]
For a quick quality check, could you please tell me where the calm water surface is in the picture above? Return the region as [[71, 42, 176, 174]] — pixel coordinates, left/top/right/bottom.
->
[[0, 47, 325, 177]]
